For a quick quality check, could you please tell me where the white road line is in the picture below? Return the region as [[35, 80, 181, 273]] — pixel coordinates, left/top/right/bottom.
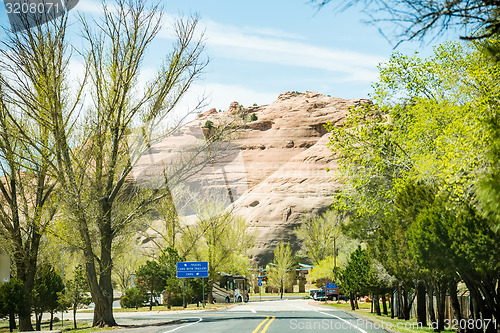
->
[[288, 303, 311, 311], [162, 317, 203, 333], [248, 305, 257, 313], [316, 310, 368, 333]]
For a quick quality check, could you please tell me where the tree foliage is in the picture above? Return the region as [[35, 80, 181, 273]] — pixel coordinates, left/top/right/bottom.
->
[[267, 241, 295, 299], [0, 279, 28, 332], [326, 41, 500, 327], [32, 265, 65, 331], [0, 0, 207, 327]]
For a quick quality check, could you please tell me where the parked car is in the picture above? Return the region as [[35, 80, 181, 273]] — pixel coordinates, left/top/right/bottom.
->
[[144, 292, 163, 306], [313, 290, 326, 301], [309, 289, 321, 299]]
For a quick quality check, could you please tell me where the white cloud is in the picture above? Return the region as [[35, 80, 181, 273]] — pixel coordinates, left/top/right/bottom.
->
[[159, 15, 383, 83]]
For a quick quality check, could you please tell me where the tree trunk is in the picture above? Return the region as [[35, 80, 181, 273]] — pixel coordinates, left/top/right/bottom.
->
[[397, 285, 404, 319], [350, 292, 355, 310], [428, 285, 436, 324], [149, 292, 153, 311], [403, 287, 411, 320], [355, 292, 359, 309], [417, 281, 427, 327], [382, 293, 388, 315], [371, 293, 374, 313], [15, 253, 37, 332], [50, 311, 54, 331], [374, 291, 381, 316], [435, 280, 447, 332], [81, 208, 117, 327], [391, 290, 395, 318], [8, 312, 16, 332], [448, 280, 464, 333], [35, 312, 42, 331], [73, 305, 78, 329]]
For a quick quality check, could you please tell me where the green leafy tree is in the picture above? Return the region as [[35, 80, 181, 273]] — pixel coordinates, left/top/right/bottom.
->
[[327, 40, 500, 327], [180, 205, 253, 304], [63, 265, 91, 329], [158, 247, 183, 309], [33, 265, 65, 331], [295, 210, 346, 266], [267, 241, 295, 299], [135, 260, 167, 310], [0, 0, 207, 327], [339, 246, 370, 310], [0, 279, 28, 332], [250, 113, 258, 121], [120, 287, 147, 309]]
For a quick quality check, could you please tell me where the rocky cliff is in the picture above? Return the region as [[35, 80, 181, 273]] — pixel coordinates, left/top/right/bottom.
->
[[197, 91, 371, 264]]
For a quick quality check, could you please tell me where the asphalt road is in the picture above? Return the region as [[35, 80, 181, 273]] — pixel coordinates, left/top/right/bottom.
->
[[93, 299, 390, 333]]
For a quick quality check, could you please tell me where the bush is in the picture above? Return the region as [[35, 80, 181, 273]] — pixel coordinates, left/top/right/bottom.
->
[[203, 120, 214, 130], [121, 287, 147, 309], [250, 113, 258, 121]]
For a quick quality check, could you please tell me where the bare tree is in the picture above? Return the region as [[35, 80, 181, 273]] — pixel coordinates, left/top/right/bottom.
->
[[311, 0, 500, 42]]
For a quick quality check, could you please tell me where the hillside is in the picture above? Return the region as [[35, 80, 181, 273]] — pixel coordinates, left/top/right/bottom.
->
[[133, 91, 372, 265], [199, 91, 371, 264]]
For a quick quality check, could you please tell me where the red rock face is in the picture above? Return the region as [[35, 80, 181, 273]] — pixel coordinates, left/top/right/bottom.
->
[[132, 91, 371, 265], [199, 91, 372, 265]]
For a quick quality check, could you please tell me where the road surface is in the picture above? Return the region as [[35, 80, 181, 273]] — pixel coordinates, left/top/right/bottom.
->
[[84, 299, 390, 333]]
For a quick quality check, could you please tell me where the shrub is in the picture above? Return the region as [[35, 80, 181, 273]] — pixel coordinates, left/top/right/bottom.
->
[[250, 113, 258, 122], [203, 120, 214, 130], [121, 287, 147, 309]]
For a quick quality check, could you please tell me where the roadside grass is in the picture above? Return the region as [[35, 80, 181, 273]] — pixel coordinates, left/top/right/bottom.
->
[[248, 292, 309, 297], [0, 319, 115, 333], [323, 302, 454, 333], [78, 302, 231, 313], [0, 302, 229, 332]]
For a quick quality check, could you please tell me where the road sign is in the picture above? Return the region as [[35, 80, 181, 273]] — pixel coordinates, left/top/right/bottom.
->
[[176, 261, 209, 278], [0, 254, 10, 284], [258, 281, 262, 286], [257, 276, 263, 281], [326, 282, 339, 295]]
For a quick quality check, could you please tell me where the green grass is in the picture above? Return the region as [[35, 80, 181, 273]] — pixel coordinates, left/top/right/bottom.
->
[[0, 302, 228, 332], [104, 302, 230, 313], [0, 319, 107, 333], [248, 292, 309, 297], [322, 302, 454, 333]]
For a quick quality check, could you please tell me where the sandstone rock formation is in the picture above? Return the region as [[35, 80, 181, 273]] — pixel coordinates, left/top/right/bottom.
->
[[132, 91, 371, 265], [198, 91, 371, 264]]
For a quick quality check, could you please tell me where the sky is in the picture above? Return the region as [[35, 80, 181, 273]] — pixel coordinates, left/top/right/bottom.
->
[[0, 0, 458, 113]]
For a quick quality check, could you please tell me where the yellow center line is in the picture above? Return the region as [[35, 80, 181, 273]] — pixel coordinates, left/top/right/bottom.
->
[[251, 316, 270, 333], [261, 316, 275, 333]]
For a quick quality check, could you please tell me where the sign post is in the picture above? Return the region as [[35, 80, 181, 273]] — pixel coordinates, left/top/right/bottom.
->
[[258, 276, 263, 301], [177, 262, 209, 309]]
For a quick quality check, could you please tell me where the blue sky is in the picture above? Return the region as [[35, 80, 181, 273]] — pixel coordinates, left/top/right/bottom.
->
[[0, 0, 458, 112]]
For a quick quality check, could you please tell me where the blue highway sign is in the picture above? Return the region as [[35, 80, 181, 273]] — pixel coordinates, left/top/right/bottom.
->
[[326, 283, 338, 289], [176, 261, 209, 278], [258, 281, 263, 286]]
